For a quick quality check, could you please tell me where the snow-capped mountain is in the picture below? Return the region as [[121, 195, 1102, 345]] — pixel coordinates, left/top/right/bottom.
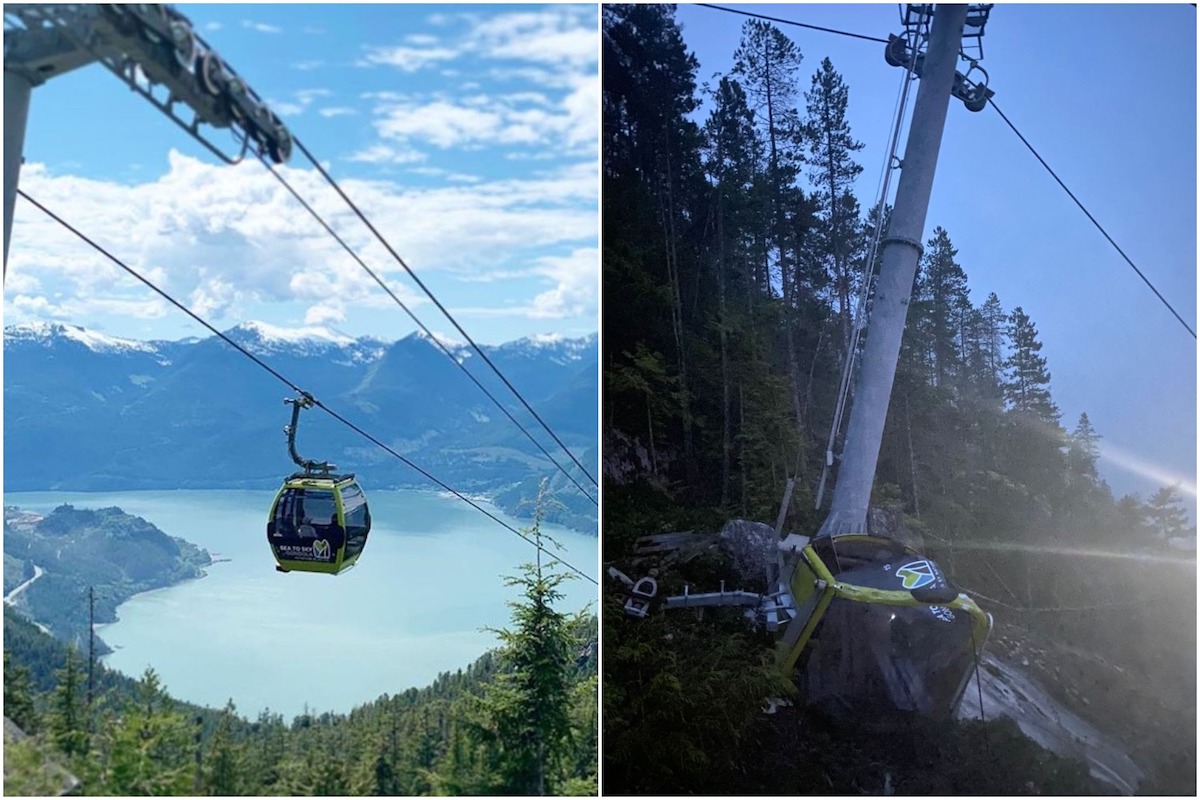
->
[[3, 321, 598, 530], [223, 321, 389, 366], [7, 321, 165, 357]]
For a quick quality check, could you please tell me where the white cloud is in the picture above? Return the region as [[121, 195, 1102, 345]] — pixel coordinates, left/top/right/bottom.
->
[[367, 76, 597, 156], [375, 101, 504, 148], [528, 248, 598, 319], [271, 102, 305, 117], [453, 268, 534, 284], [270, 89, 334, 118], [318, 107, 358, 119], [305, 300, 346, 326], [204, 21, 222, 32], [358, 45, 458, 72], [242, 20, 281, 34], [347, 144, 427, 165], [296, 88, 332, 104], [6, 151, 596, 330], [292, 60, 325, 72], [465, 8, 597, 66], [8, 292, 167, 321], [5, 270, 41, 294]]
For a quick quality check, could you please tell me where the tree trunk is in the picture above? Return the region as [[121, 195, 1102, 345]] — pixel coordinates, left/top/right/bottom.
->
[[660, 144, 695, 473], [717, 198, 732, 507]]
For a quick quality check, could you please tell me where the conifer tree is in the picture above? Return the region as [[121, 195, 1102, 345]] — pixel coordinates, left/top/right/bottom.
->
[[979, 291, 1007, 383], [804, 56, 865, 354], [476, 481, 578, 795], [1003, 306, 1058, 423], [3, 649, 39, 733], [48, 646, 88, 757], [1067, 412, 1102, 482], [101, 669, 194, 795], [917, 227, 970, 387], [733, 19, 810, 431], [203, 699, 244, 795], [1145, 485, 1192, 541], [733, 18, 806, 303]]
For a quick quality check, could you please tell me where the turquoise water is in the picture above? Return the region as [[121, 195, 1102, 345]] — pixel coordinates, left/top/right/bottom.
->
[[5, 489, 597, 719]]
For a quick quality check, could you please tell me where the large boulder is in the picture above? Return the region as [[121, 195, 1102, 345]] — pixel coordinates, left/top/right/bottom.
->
[[717, 519, 778, 588], [866, 505, 925, 551]]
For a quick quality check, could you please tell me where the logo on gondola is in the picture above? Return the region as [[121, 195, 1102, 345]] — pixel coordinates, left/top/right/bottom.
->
[[896, 560, 936, 589], [312, 539, 331, 560], [930, 605, 955, 623]]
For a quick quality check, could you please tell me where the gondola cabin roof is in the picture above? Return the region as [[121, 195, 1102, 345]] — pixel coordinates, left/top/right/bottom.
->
[[281, 472, 358, 489]]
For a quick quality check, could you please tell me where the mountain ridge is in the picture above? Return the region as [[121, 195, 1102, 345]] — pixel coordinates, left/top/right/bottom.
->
[[4, 321, 599, 532]]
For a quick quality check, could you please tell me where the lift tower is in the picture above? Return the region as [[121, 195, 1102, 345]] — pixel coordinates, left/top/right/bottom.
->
[[3, 4, 294, 273], [817, 3, 992, 538]]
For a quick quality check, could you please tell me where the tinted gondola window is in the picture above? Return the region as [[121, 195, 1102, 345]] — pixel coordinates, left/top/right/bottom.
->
[[272, 490, 301, 538], [341, 482, 369, 559], [302, 490, 338, 527]]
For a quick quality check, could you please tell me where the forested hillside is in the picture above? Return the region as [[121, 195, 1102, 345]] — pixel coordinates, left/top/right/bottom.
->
[[4, 562, 597, 796], [4, 505, 212, 651], [602, 5, 1194, 795]]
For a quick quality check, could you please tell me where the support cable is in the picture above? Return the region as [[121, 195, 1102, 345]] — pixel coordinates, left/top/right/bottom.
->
[[988, 98, 1196, 340], [291, 138, 599, 486], [696, 3, 889, 44], [969, 625, 991, 759], [257, 156, 597, 507], [16, 188, 598, 586]]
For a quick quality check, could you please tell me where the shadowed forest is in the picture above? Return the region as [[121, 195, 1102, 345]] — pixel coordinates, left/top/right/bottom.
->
[[601, 4, 1194, 795]]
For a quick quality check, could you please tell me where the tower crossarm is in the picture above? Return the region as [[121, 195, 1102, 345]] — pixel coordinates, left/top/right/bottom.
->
[[4, 4, 292, 165]]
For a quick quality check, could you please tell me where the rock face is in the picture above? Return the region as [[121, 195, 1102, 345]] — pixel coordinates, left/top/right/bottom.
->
[[603, 429, 674, 489], [959, 653, 1143, 795], [866, 505, 925, 551], [3, 716, 82, 796], [717, 519, 778, 590]]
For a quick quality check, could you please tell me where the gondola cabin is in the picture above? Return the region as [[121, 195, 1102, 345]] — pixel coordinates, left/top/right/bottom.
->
[[267, 474, 370, 575]]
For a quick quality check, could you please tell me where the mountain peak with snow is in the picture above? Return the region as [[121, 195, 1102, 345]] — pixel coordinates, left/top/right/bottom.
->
[[412, 329, 469, 350], [227, 320, 356, 348], [4, 321, 159, 354]]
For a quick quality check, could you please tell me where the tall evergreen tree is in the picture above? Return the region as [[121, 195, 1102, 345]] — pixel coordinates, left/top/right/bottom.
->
[[1145, 485, 1192, 541], [1067, 412, 1102, 482], [733, 18, 806, 303], [917, 227, 970, 388], [979, 291, 1007, 384], [603, 3, 706, 483], [732, 19, 810, 433], [102, 669, 193, 795], [475, 482, 578, 795], [804, 56, 865, 354], [704, 75, 769, 506], [48, 646, 88, 758], [4, 649, 39, 733], [202, 699, 244, 796], [1003, 306, 1058, 423]]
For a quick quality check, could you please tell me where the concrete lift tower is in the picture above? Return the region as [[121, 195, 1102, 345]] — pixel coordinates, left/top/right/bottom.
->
[[3, 4, 295, 274]]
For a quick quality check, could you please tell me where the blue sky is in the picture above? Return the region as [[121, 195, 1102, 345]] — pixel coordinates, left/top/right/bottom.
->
[[673, 3, 1196, 509], [4, 4, 598, 345]]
